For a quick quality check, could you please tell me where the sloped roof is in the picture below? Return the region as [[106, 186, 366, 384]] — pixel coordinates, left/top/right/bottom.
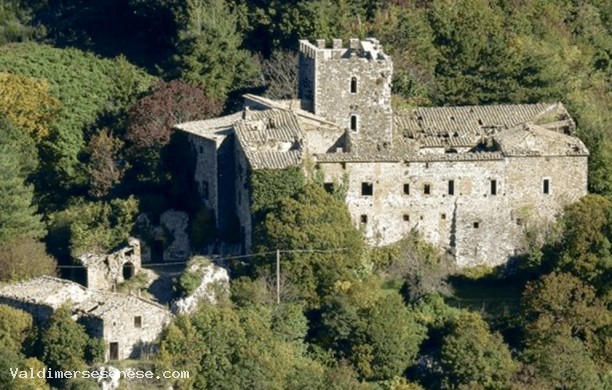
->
[[394, 103, 575, 148], [0, 276, 90, 308], [494, 124, 588, 156], [234, 109, 305, 169], [174, 112, 243, 140], [0, 276, 170, 319]]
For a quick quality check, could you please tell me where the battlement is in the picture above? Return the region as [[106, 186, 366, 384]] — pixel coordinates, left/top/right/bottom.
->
[[298, 38, 389, 61]]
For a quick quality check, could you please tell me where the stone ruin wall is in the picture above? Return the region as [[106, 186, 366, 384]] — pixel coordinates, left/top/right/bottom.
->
[[321, 153, 588, 267], [81, 238, 142, 291]]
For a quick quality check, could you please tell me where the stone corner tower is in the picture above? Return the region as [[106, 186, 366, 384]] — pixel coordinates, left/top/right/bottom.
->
[[298, 37, 394, 147]]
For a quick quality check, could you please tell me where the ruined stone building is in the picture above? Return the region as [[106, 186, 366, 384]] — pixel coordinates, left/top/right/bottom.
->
[[175, 38, 588, 267], [0, 276, 171, 361]]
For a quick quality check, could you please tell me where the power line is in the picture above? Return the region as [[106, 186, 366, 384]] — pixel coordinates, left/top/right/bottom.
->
[[56, 247, 350, 269]]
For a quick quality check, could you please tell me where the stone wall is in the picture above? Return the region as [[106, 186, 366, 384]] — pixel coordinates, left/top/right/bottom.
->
[[79, 238, 142, 291], [321, 153, 588, 267], [189, 134, 219, 218], [299, 38, 394, 147], [234, 140, 252, 253], [160, 210, 190, 261], [94, 296, 171, 361]]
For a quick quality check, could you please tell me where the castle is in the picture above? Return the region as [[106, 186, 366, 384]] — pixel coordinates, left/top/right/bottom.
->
[[175, 38, 588, 267]]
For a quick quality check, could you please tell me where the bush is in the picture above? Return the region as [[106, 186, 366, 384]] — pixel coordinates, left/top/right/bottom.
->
[[0, 238, 57, 282]]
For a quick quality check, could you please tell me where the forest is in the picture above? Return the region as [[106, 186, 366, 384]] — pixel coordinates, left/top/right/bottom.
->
[[0, 0, 610, 389]]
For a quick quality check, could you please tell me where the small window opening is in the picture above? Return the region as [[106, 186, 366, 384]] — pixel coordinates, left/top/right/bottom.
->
[[424, 184, 431, 195], [360, 215, 368, 224], [202, 181, 209, 200], [350, 115, 358, 131], [361, 182, 373, 196], [543, 179, 550, 194], [134, 316, 142, 328], [490, 179, 497, 195], [473, 222, 480, 229], [403, 184, 410, 195], [448, 180, 455, 196], [403, 214, 410, 221], [441, 213, 447, 220], [323, 182, 334, 193], [516, 218, 523, 226], [350, 77, 357, 93], [341, 162, 346, 170], [199, 146, 203, 153]]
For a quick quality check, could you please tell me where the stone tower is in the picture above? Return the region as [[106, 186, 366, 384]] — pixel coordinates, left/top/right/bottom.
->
[[298, 38, 394, 148]]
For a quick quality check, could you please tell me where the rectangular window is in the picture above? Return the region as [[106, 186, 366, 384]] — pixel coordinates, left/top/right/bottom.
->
[[543, 179, 550, 194], [350, 77, 357, 93], [424, 184, 431, 195], [350, 115, 358, 131], [360, 215, 368, 224], [361, 182, 373, 196], [448, 180, 455, 196], [323, 182, 334, 193], [441, 213, 447, 220], [490, 179, 497, 195], [403, 214, 410, 221], [403, 183, 410, 195], [473, 222, 480, 229], [202, 181, 209, 200], [134, 316, 142, 328]]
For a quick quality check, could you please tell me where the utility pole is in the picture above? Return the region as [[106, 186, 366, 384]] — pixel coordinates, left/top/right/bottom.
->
[[276, 249, 280, 304]]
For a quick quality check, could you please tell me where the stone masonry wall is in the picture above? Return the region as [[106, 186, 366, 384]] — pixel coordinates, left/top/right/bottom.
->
[[97, 298, 171, 361], [321, 154, 588, 267], [299, 39, 394, 147], [189, 134, 219, 222], [234, 141, 252, 253]]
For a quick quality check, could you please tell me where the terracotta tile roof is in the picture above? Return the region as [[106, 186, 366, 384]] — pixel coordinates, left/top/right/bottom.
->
[[394, 103, 574, 146], [494, 124, 589, 156], [234, 109, 305, 169], [0, 276, 169, 317], [173, 112, 243, 140]]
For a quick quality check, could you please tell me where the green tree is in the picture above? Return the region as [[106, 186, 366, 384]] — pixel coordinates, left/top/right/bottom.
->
[[0, 135, 45, 245], [158, 302, 326, 389], [0, 1, 44, 45], [0, 238, 56, 282], [440, 312, 517, 390], [0, 43, 156, 191], [521, 272, 610, 368], [555, 195, 612, 291], [318, 278, 426, 381], [520, 334, 604, 390], [0, 72, 60, 141], [253, 183, 366, 306], [85, 128, 126, 198], [47, 196, 139, 259], [172, 0, 259, 103], [42, 306, 90, 372]]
